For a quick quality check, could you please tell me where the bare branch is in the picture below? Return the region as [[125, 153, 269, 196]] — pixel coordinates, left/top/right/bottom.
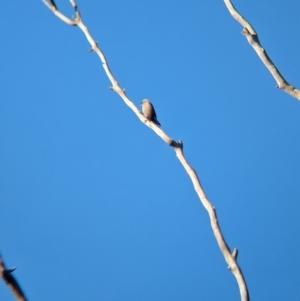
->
[[174, 148, 249, 301], [0, 257, 27, 301], [223, 0, 300, 101], [43, 1, 250, 301]]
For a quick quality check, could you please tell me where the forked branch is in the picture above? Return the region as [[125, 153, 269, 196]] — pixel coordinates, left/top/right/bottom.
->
[[43, 1, 250, 301], [224, 0, 300, 101]]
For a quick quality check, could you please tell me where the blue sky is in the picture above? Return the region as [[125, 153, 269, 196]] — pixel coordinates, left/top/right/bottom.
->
[[1, 0, 299, 300]]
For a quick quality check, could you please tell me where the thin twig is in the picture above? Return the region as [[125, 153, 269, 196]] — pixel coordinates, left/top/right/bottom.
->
[[0, 257, 27, 301], [43, 1, 250, 300], [223, 0, 300, 101]]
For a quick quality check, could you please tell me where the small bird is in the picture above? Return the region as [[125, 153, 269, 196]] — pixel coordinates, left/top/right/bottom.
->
[[141, 99, 161, 127]]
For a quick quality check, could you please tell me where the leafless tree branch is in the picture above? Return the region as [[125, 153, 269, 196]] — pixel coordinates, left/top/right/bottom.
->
[[0, 257, 27, 301], [43, 1, 250, 300], [223, 0, 300, 101]]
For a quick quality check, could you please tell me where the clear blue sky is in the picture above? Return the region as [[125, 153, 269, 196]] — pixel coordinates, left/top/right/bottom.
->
[[1, 0, 300, 300]]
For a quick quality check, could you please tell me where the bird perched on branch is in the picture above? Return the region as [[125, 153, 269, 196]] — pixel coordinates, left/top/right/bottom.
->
[[141, 99, 161, 127]]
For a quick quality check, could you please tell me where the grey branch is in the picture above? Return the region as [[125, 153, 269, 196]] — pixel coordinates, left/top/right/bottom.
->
[[223, 0, 300, 101], [43, 1, 249, 300], [0, 257, 27, 301]]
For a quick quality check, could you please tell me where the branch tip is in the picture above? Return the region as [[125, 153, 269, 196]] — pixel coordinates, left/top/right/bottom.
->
[[227, 249, 239, 270], [232, 248, 239, 260], [177, 140, 183, 149]]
